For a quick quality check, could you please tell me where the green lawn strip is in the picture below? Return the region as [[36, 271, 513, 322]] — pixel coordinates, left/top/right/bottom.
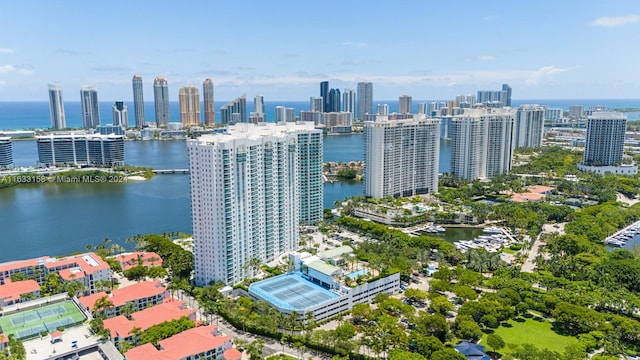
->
[[266, 355, 299, 360], [481, 317, 579, 354]]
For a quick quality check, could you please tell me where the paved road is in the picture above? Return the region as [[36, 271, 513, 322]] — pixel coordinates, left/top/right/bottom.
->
[[176, 290, 330, 360], [521, 223, 564, 273]]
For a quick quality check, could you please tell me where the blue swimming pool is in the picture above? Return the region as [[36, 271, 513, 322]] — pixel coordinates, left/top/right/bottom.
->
[[346, 269, 369, 279]]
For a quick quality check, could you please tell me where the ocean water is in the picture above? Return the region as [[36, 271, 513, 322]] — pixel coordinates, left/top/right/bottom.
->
[[1, 99, 639, 131]]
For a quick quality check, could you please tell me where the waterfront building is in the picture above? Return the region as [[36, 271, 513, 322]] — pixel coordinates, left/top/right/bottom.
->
[[310, 96, 323, 113], [48, 84, 66, 129], [320, 81, 329, 113], [0, 137, 13, 168], [275, 106, 286, 122], [399, 94, 412, 114], [299, 110, 322, 125], [450, 108, 515, 180], [342, 88, 356, 118], [0, 279, 40, 307], [515, 105, 545, 148], [544, 107, 563, 122], [328, 88, 341, 113], [188, 122, 323, 286], [249, 112, 265, 123], [80, 86, 100, 129], [36, 133, 125, 167], [79, 280, 167, 318], [96, 124, 125, 136], [357, 82, 373, 119], [286, 107, 295, 122], [112, 101, 128, 128], [476, 88, 507, 107], [417, 102, 427, 114], [321, 112, 353, 131], [179, 86, 201, 127], [0, 252, 110, 294], [582, 112, 626, 166], [203, 78, 215, 126], [254, 94, 264, 114], [569, 105, 584, 118], [132, 75, 145, 128], [502, 83, 512, 107], [153, 77, 170, 127], [364, 114, 440, 198], [377, 104, 389, 115], [219, 94, 246, 124]]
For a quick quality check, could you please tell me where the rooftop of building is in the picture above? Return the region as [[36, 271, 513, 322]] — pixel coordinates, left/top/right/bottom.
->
[[588, 111, 626, 119], [125, 325, 232, 360], [306, 260, 341, 276], [223, 347, 243, 360], [249, 272, 340, 312], [318, 246, 353, 260], [103, 300, 194, 339], [113, 252, 163, 271], [36, 133, 124, 140], [0, 279, 40, 302], [0, 252, 109, 278], [79, 280, 166, 310], [189, 121, 319, 144]]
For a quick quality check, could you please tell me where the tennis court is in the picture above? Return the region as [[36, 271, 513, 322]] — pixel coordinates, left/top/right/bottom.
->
[[249, 273, 339, 312], [0, 300, 86, 340]]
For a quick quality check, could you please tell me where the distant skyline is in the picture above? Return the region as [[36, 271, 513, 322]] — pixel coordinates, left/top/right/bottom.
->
[[1, 1, 639, 101]]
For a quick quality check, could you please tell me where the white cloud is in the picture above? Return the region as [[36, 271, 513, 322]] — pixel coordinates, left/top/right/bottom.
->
[[525, 65, 569, 86], [341, 41, 368, 48], [0, 65, 16, 73], [447, 82, 457, 87], [467, 55, 496, 62], [590, 15, 640, 27], [0, 48, 14, 53]]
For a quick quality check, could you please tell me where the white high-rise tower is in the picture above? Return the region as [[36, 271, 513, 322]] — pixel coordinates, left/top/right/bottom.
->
[[80, 86, 100, 128], [48, 84, 66, 129]]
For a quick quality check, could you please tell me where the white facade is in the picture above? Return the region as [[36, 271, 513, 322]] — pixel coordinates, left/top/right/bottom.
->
[[450, 108, 515, 180], [112, 101, 129, 127], [310, 97, 323, 113], [188, 122, 322, 286], [48, 84, 66, 130], [398, 94, 412, 114], [254, 94, 265, 114], [364, 115, 440, 199], [377, 104, 389, 115], [80, 85, 101, 129], [515, 105, 545, 148], [342, 89, 356, 118], [356, 82, 373, 119]]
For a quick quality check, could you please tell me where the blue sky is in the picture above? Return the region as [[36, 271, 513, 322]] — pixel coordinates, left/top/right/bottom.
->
[[0, 1, 639, 101]]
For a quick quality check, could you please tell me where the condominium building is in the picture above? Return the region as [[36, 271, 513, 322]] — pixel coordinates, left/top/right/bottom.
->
[[310, 97, 323, 113], [515, 105, 545, 148], [254, 94, 264, 114], [583, 112, 626, 166], [320, 81, 329, 113], [36, 133, 125, 167], [80, 86, 101, 128], [357, 82, 373, 119], [112, 101, 129, 127], [299, 110, 322, 125], [188, 122, 323, 286], [377, 104, 389, 115], [364, 115, 440, 198], [544, 107, 563, 122], [342, 88, 356, 118], [153, 77, 170, 126], [249, 112, 265, 124], [132, 75, 145, 128], [0, 137, 13, 168], [502, 84, 512, 107], [220, 94, 246, 124], [48, 84, 66, 129], [398, 94, 412, 114], [328, 88, 341, 113], [79, 280, 167, 318], [450, 108, 515, 180], [568, 105, 584, 118], [179, 86, 201, 127], [203, 78, 215, 126]]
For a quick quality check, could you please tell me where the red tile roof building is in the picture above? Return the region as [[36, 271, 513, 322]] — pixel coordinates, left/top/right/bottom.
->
[[103, 300, 196, 346], [79, 280, 167, 318], [125, 325, 234, 360], [0, 252, 110, 294], [114, 252, 163, 272], [0, 278, 40, 306]]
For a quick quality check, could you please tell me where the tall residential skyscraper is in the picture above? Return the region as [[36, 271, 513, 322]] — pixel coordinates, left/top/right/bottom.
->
[[502, 84, 512, 107], [342, 89, 356, 117], [417, 102, 427, 114], [364, 115, 440, 198], [377, 104, 389, 115], [582, 112, 626, 166], [132, 75, 145, 128], [0, 137, 13, 169], [328, 88, 341, 112], [310, 97, 323, 112], [357, 82, 373, 120], [450, 108, 515, 180], [48, 84, 66, 129], [203, 78, 215, 126], [320, 81, 329, 113], [399, 94, 412, 114], [515, 105, 545, 148], [179, 86, 201, 127], [112, 101, 128, 127], [188, 122, 323, 285], [275, 106, 286, 122], [153, 77, 170, 126], [220, 94, 247, 124], [254, 94, 265, 114], [80, 86, 100, 129]]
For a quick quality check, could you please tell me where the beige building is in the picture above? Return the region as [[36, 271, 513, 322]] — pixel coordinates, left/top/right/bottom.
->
[[179, 86, 201, 126]]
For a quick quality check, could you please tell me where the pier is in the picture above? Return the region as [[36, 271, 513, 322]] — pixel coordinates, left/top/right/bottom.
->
[[152, 169, 190, 175]]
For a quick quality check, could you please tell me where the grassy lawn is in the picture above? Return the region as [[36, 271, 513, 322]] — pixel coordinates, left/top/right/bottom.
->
[[481, 317, 579, 354], [266, 355, 299, 360]]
